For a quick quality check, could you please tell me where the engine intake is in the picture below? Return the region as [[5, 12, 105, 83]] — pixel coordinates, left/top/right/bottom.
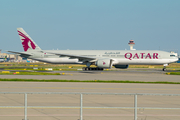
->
[[95, 59, 113, 68]]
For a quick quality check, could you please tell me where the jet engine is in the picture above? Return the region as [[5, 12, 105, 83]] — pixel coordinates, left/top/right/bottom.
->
[[95, 59, 113, 68], [114, 65, 129, 69]]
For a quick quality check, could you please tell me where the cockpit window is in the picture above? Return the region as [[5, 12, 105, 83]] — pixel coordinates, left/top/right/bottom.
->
[[170, 55, 175, 57]]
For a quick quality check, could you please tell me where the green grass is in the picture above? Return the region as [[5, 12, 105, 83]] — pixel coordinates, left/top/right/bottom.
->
[[1, 63, 180, 72], [166, 72, 180, 75], [0, 72, 60, 75], [4, 68, 79, 71], [0, 78, 179, 84]]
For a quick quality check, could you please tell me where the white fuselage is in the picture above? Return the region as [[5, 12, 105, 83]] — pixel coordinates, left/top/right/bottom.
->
[[27, 50, 178, 65]]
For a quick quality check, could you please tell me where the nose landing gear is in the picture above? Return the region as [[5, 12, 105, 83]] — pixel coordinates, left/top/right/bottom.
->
[[162, 68, 166, 71], [162, 64, 168, 71]]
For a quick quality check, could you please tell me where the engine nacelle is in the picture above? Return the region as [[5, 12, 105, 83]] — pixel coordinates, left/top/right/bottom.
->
[[95, 59, 113, 68], [114, 65, 129, 69]]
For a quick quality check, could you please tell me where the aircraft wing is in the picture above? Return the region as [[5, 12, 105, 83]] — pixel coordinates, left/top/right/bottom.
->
[[7, 51, 32, 56], [46, 52, 97, 62]]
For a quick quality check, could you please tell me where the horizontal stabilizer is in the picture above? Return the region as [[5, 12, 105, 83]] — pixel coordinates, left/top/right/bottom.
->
[[7, 51, 32, 56]]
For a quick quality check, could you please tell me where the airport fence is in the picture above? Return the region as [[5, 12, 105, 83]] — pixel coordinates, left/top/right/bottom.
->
[[0, 92, 180, 120]]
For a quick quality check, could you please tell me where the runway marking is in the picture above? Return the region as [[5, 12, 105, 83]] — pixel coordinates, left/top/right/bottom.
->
[[0, 87, 180, 91]]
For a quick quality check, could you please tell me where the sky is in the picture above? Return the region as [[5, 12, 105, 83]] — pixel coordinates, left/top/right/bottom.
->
[[0, 0, 180, 53]]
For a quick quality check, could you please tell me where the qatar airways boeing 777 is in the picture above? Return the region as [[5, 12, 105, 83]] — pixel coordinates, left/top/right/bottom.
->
[[8, 28, 178, 71]]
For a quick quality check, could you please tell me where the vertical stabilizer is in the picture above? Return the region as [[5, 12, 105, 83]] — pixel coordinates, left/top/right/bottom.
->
[[17, 28, 41, 52]]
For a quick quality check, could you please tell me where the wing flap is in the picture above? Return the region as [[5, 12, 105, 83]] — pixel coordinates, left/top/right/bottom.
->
[[46, 52, 97, 62]]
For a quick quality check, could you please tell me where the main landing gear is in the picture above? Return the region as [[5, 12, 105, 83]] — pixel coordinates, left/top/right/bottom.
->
[[83, 67, 104, 71], [84, 62, 104, 71]]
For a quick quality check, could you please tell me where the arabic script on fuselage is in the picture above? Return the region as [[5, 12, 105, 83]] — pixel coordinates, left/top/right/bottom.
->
[[105, 52, 120, 54]]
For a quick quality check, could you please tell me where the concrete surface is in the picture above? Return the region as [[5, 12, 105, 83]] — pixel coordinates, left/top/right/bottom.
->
[[0, 68, 180, 82], [0, 81, 180, 120]]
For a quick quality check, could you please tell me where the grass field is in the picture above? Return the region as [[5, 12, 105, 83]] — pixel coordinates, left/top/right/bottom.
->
[[166, 72, 180, 75], [1, 62, 180, 70], [0, 78, 179, 84], [0, 71, 60, 75], [1, 62, 180, 75]]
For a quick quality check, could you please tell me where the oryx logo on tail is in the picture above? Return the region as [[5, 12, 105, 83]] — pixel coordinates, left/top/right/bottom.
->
[[17, 28, 41, 52], [18, 31, 36, 51]]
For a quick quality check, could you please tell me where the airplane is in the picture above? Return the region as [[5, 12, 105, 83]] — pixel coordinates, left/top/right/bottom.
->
[[8, 28, 178, 71]]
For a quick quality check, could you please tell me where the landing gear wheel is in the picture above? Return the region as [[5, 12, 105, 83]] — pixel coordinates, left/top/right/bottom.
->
[[162, 64, 168, 71], [162, 68, 166, 71]]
